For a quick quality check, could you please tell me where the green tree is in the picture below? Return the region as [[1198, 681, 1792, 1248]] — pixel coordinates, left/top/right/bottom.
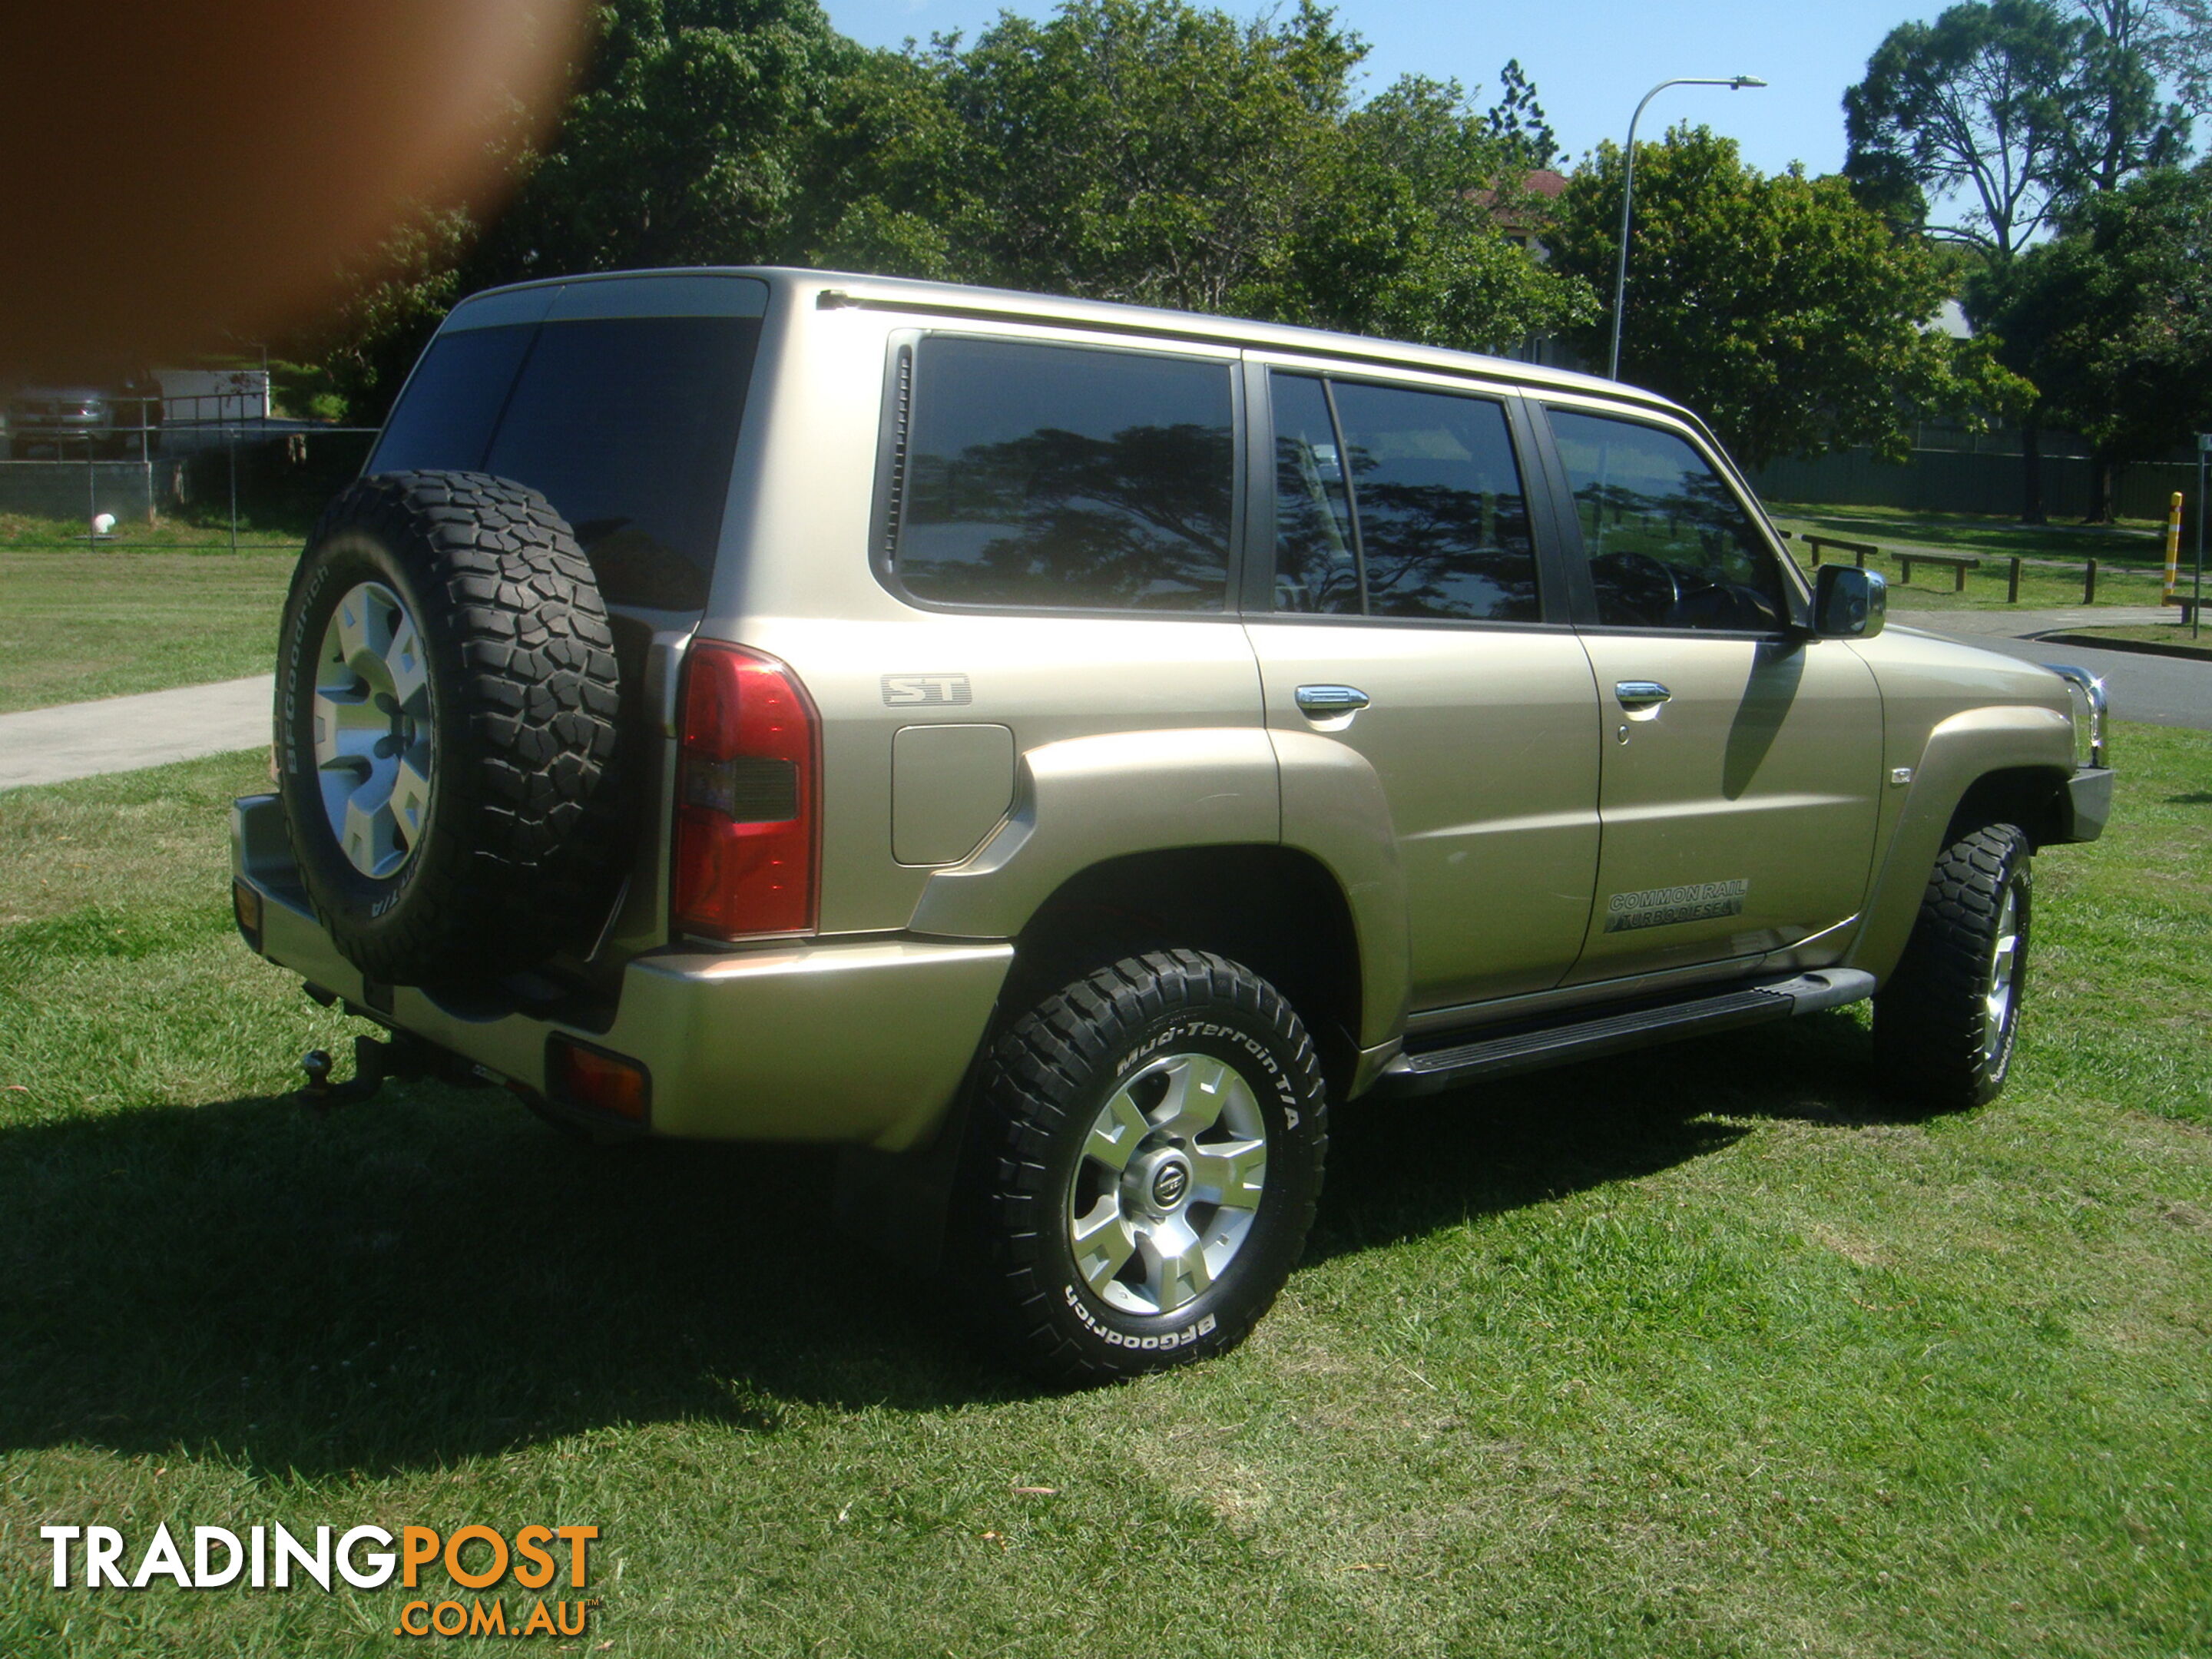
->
[[1844, 0, 2101, 258], [1479, 58, 1560, 170], [289, 0, 1594, 419], [837, 1, 1591, 350], [1845, 0, 2188, 518], [280, 0, 867, 419], [1969, 161, 2212, 518], [921, 0, 1353, 314], [1290, 69, 1592, 349], [469, 0, 866, 283], [1551, 126, 2025, 468], [2075, 0, 2212, 118]]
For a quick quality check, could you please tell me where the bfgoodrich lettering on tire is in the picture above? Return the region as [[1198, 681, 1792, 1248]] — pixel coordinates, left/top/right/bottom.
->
[[1872, 822, 2032, 1111], [273, 471, 627, 985], [965, 950, 1328, 1385]]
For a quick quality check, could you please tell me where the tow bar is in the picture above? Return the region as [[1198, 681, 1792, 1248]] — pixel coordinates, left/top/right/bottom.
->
[[296, 1031, 458, 1108]]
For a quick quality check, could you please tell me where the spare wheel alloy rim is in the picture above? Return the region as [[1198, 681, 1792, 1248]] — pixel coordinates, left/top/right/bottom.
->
[[312, 580, 434, 879], [1066, 1049, 1270, 1317]]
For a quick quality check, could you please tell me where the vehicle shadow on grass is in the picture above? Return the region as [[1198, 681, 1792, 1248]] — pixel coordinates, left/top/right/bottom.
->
[[1311, 1007, 1911, 1263], [0, 1012, 1903, 1473]]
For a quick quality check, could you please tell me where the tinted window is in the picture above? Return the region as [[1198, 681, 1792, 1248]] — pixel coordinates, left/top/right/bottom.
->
[[1332, 382, 1538, 622], [1271, 374, 1360, 614], [372, 314, 761, 610], [1546, 409, 1787, 632], [373, 326, 534, 472], [896, 338, 1234, 611], [1270, 374, 1538, 623]]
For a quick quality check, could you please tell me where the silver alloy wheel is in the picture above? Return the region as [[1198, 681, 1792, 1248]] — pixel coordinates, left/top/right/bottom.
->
[[1066, 1050, 1269, 1317], [312, 581, 434, 879], [1981, 878, 2022, 1065]]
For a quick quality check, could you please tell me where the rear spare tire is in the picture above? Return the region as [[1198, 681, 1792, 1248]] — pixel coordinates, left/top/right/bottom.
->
[[273, 471, 626, 985]]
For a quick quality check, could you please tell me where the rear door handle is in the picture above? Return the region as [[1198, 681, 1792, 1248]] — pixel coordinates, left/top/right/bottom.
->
[[1614, 680, 1672, 708], [1295, 684, 1370, 717]]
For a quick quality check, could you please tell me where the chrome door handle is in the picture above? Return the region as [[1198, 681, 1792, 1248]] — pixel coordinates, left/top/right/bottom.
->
[[1614, 680, 1672, 708], [1295, 684, 1370, 717]]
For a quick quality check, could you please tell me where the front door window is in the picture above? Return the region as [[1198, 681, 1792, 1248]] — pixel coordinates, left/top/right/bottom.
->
[[1548, 409, 1787, 634]]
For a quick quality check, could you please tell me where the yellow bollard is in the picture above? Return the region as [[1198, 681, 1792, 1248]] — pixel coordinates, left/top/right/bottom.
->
[[2166, 491, 2184, 604]]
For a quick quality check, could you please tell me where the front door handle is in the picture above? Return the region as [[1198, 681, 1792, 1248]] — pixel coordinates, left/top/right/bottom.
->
[[1295, 684, 1370, 717], [1614, 680, 1672, 708]]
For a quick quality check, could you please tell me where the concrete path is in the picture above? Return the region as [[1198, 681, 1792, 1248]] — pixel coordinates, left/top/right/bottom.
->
[[1896, 608, 2211, 733], [0, 675, 273, 790]]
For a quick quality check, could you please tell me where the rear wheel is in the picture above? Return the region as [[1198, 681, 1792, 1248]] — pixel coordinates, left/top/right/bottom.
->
[[963, 950, 1328, 1385], [1872, 823, 2032, 1111]]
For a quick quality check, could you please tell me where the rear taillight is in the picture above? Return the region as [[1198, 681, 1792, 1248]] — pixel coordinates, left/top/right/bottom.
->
[[671, 641, 820, 939]]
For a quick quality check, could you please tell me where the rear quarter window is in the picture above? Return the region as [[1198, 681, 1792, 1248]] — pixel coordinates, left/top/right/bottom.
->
[[890, 336, 1236, 612], [372, 290, 763, 611]]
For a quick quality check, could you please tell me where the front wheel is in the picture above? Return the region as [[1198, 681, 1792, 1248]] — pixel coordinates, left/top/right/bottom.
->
[[1872, 823, 2032, 1111], [963, 951, 1329, 1385]]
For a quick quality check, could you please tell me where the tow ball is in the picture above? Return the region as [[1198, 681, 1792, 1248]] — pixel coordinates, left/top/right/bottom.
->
[[297, 1033, 432, 1108], [296, 1029, 490, 1108]]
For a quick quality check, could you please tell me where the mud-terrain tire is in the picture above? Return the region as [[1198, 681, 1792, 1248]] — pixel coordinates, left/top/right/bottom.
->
[[962, 950, 1329, 1386], [1871, 823, 2033, 1112], [273, 471, 626, 985]]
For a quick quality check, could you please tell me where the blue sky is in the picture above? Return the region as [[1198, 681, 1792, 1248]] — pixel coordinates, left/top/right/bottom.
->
[[820, 0, 1950, 178]]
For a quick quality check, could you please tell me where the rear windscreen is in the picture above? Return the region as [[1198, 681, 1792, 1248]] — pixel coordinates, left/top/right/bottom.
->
[[372, 309, 762, 610]]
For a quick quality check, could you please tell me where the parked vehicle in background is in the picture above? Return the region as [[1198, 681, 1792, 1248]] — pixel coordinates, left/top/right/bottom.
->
[[229, 267, 2113, 1384], [5, 377, 161, 458]]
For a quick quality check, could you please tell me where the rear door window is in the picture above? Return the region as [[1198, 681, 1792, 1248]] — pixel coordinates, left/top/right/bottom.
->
[[1270, 373, 1540, 623], [372, 281, 764, 610], [892, 337, 1236, 611]]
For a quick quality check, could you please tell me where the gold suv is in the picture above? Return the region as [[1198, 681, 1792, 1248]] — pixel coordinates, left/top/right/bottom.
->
[[230, 268, 2112, 1382]]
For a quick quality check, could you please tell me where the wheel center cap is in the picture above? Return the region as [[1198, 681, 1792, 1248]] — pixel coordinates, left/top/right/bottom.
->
[[1149, 1158, 1190, 1210]]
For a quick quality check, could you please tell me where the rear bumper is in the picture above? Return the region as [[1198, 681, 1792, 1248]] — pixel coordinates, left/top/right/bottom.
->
[[232, 796, 1012, 1151]]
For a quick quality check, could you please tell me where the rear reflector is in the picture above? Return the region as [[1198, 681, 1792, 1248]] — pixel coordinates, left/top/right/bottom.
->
[[547, 1036, 650, 1122], [232, 879, 264, 952], [672, 642, 820, 939]]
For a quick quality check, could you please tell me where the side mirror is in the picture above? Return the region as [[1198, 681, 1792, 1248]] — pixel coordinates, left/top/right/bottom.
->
[[1813, 565, 1886, 639]]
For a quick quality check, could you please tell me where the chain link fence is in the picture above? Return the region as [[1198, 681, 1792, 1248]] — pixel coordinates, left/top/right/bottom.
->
[[0, 382, 377, 551]]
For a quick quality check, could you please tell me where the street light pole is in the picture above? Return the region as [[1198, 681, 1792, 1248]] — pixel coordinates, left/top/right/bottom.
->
[[1608, 75, 1767, 381]]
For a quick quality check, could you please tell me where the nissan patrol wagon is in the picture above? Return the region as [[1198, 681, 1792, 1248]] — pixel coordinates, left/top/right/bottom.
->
[[230, 267, 2112, 1382]]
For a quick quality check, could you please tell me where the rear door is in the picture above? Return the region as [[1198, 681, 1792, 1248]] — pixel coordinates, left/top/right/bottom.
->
[[1241, 360, 1602, 1010], [1530, 399, 1883, 983]]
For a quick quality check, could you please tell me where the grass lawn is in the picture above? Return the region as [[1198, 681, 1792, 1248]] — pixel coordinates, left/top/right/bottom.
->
[[2051, 623, 2212, 661], [0, 551, 296, 714], [0, 512, 303, 555], [1, 732, 2207, 1657], [1765, 505, 2177, 611], [1763, 502, 2171, 564]]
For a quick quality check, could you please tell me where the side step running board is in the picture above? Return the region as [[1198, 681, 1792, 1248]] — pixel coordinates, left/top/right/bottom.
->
[[1376, 969, 1875, 1098]]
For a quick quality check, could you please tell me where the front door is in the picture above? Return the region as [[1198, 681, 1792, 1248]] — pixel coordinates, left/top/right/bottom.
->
[[1535, 402, 1883, 983]]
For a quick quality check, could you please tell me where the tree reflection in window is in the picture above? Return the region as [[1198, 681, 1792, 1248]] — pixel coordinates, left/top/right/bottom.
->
[[1273, 374, 1361, 614], [1270, 375, 1538, 623], [1331, 382, 1538, 624], [898, 339, 1233, 611], [1546, 410, 1786, 631]]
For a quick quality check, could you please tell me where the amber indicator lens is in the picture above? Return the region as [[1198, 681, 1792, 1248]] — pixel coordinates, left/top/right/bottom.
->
[[548, 1037, 649, 1122], [232, 879, 265, 951]]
